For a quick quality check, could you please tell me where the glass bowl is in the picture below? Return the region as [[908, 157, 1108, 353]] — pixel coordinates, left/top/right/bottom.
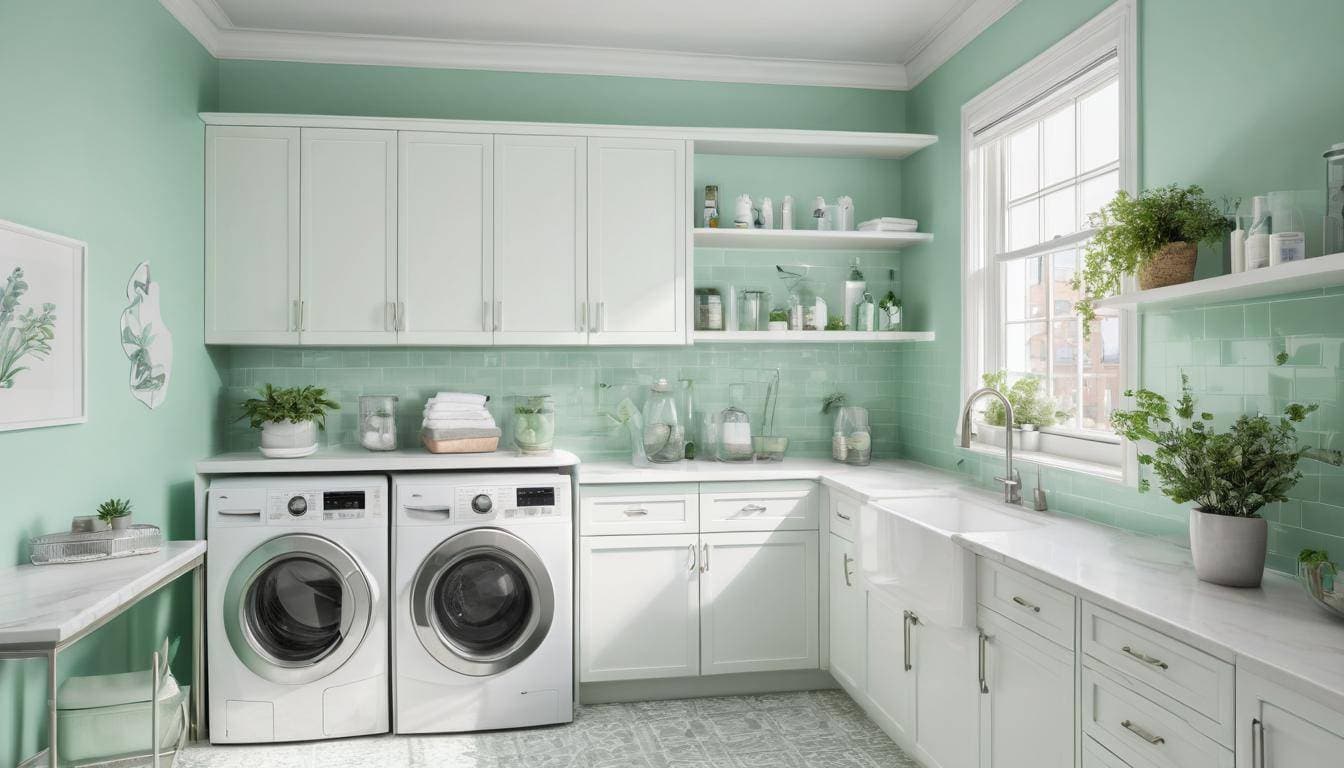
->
[[1299, 561, 1344, 621]]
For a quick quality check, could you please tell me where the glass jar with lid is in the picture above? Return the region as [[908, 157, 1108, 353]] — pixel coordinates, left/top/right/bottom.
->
[[359, 395, 398, 451], [694, 288, 724, 331], [642, 379, 686, 463], [716, 384, 755, 462], [511, 394, 556, 454], [836, 406, 872, 466]]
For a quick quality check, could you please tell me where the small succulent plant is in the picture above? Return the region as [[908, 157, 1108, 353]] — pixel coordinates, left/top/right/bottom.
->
[[96, 498, 133, 524]]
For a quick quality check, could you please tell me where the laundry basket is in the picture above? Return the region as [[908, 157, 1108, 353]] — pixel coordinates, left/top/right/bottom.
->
[[57, 640, 188, 765]]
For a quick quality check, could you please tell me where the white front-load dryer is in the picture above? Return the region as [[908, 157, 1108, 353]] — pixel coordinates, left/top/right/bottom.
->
[[391, 472, 573, 734], [206, 475, 389, 743]]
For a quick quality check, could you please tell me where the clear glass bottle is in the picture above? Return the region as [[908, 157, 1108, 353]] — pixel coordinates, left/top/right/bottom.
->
[[511, 394, 555, 454], [717, 384, 755, 462], [642, 379, 685, 463], [359, 395, 398, 451], [837, 406, 872, 466]]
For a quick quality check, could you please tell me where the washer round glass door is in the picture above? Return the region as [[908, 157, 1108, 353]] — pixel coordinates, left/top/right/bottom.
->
[[411, 528, 553, 677], [223, 533, 372, 685]]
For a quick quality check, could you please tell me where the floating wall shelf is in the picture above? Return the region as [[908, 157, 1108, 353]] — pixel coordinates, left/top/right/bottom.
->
[[1093, 252, 1344, 311], [692, 330, 934, 344], [694, 228, 932, 251]]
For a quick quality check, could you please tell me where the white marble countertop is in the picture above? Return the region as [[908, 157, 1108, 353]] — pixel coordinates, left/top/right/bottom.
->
[[197, 446, 581, 475], [0, 540, 206, 648]]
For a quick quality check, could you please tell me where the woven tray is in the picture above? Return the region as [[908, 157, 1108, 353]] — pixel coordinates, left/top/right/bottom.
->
[[421, 434, 500, 454], [30, 524, 163, 565]]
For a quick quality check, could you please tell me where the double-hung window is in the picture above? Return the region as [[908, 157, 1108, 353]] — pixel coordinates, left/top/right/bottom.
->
[[962, 0, 1137, 475]]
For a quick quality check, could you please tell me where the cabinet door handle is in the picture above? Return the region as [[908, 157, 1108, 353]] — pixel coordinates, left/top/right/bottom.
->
[[1011, 595, 1041, 613], [842, 554, 854, 587], [835, 509, 852, 521], [292, 299, 302, 331], [701, 542, 709, 573], [623, 507, 649, 516], [1252, 717, 1264, 768], [903, 611, 919, 672], [688, 543, 697, 572], [398, 301, 406, 331], [1120, 719, 1165, 745], [598, 301, 606, 332], [740, 503, 767, 514], [1121, 646, 1169, 670], [386, 301, 396, 331], [978, 629, 990, 694], [578, 301, 587, 332], [494, 300, 502, 332], [482, 301, 491, 332]]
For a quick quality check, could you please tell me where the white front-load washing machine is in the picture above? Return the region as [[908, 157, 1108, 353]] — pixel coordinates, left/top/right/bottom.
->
[[391, 472, 573, 734], [206, 475, 389, 743]]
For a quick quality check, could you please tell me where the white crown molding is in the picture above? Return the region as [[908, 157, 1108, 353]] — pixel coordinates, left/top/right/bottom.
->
[[904, 0, 1022, 87], [160, 0, 1016, 91]]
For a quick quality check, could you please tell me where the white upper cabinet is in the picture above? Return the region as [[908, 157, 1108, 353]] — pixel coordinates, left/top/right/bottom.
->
[[586, 137, 687, 345], [398, 132, 494, 345], [205, 126, 300, 344], [699, 530, 819, 676], [1237, 668, 1344, 767], [494, 135, 588, 345], [300, 128, 398, 345]]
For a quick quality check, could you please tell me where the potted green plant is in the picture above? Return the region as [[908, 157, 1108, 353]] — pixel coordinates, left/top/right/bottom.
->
[[1111, 374, 1317, 587], [512, 394, 556, 454], [1074, 184, 1229, 332], [977, 371, 1067, 451], [878, 291, 902, 331], [97, 498, 133, 531], [767, 308, 789, 331], [239, 384, 340, 458]]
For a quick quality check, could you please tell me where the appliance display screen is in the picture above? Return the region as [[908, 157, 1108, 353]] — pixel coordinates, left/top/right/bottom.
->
[[516, 487, 556, 507], [324, 491, 367, 510]]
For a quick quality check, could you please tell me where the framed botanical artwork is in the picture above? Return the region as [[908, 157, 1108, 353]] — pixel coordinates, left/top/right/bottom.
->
[[0, 218, 87, 431]]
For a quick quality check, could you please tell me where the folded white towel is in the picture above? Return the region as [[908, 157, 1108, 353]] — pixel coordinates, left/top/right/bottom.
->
[[423, 404, 491, 416], [424, 417, 498, 430], [429, 392, 487, 406], [858, 217, 918, 232], [423, 411, 494, 423]]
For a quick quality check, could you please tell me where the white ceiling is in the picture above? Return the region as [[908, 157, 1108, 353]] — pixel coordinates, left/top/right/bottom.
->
[[161, 0, 1020, 90]]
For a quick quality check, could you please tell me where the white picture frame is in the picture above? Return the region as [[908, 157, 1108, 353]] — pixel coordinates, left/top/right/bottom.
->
[[0, 218, 87, 431]]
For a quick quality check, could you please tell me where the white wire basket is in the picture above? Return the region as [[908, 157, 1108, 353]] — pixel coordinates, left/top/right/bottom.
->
[[29, 525, 163, 565]]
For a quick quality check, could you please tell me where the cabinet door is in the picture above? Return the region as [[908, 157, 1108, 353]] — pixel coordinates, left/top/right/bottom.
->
[[1237, 668, 1344, 767], [579, 534, 699, 682], [300, 128, 397, 345], [978, 608, 1075, 768], [700, 531, 819, 675], [205, 126, 300, 344], [829, 533, 865, 695], [398, 131, 493, 345], [866, 590, 915, 743], [915, 618, 980, 768], [586, 137, 687, 345], [494, 135, 587, 345]]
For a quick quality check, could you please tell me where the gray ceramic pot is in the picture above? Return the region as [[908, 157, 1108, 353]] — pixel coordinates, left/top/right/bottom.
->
[[1188, 509, 1267, 587]]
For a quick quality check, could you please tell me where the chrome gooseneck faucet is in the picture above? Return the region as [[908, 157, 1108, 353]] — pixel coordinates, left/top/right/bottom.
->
[[958, 387, 1022, 506]]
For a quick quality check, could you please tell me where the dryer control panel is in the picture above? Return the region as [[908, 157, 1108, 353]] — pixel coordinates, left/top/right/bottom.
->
[[266, 487, 386, 521]]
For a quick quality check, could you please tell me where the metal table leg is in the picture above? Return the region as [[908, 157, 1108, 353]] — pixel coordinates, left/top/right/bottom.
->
[[47, 648, 58, 768], [192, 564, 205, 742]]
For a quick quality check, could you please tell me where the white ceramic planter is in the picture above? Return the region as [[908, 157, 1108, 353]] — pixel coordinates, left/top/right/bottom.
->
[[111, 515, 132, 531], [1017, 425, 1040, 451], [260, 420, 318, 453], [1188, 509, 1268, 587]]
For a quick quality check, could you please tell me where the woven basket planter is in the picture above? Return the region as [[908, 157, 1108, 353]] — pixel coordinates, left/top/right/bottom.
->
[[1138, 241, 1198, 290]]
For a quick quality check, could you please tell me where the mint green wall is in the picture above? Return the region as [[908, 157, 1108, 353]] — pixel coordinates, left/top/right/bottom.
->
[[895, 0, 1344, 573], [0, 0, 218, 762]]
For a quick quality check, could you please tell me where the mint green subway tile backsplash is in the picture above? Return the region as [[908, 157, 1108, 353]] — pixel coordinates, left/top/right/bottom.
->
[[893, 288, 1344, 576]]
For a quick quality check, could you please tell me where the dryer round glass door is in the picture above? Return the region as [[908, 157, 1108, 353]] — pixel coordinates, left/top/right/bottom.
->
[[223, 533, 373, 685], [411, 528, 554, 677]]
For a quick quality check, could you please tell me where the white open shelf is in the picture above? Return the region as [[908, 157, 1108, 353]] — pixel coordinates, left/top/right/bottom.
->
[[691, 129, 938, 159], [694, 228, 932, 251], [1094, 251, 1344, 310], [692, 330, 934, 344]]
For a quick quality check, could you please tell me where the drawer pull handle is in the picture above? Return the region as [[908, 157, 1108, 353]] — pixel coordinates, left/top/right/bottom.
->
[[978, 629, 990, 695], [835, 509, 852, 521], [903, 611, 919, 672], [1121, 720, 1165, 745], [701, 542, 709, 573], [688, 543, 697, 572], [1252, 717, 1264, 768], [842, 554, 854, 587], [1011, 595, 1041, 613], [623, 508, 650, 516], [740, 504, 767, 514], [1122, 646, 1169, 670]]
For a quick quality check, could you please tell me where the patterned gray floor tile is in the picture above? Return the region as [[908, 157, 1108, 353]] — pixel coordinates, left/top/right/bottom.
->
[[177, 690, 918, 768]]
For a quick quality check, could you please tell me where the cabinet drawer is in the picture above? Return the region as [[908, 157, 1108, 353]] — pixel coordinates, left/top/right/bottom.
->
[[1083, 665, 1234, 768], [699, 481, 819, 532], [828, 490, 860, 541], [977, 558, 1076, 649], [1083, 603, 1233, 745], [1082, 735, 1132, 768], [580, 483, 699, 535]]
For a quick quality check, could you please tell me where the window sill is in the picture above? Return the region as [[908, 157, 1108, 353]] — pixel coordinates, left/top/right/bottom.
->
[[963, 441, 1123, 482]]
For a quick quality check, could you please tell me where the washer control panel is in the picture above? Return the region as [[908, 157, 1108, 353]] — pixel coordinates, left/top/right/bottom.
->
[[266, 486, 386, 522], [453, 485, 562, 521]]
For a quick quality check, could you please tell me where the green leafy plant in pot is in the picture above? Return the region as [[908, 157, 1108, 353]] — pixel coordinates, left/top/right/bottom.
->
[[1111, 374, 1316, 587], [1074, 184, 1228, 334], [97, 498, 133, 531], [239, 384, 340, 458], [979, 371, 1067, 451]]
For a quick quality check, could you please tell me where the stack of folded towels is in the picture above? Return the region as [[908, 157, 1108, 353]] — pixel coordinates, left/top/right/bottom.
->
[[857, 217, 918, 233], [420, 392, 502, 453]]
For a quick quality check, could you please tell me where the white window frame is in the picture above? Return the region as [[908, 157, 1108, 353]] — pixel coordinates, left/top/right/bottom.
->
[[960, 0, 1139, 483]]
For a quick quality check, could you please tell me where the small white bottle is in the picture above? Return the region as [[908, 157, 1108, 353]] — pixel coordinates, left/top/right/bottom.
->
[[832, 430, 849, 461], [813, 196, 828, 230], [1229, 225, 1246, 273], [1245, 195, 1272, 270], [760, 197, 774, 229], [781, 196, 794, 230]]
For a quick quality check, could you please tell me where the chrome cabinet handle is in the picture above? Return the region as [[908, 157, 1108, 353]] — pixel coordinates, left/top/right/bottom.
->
[[397, 301, 406, 331], [1122, 646, 1169, 670], [835, 509, 852, 521], [740, 503, 767, 514], [483, 301, 490, 332], [903, 611, 919, 672], [293, 299, 307, 332], [598, 301, 606, 332], [292, 299, 301, 331], [494, 300, 502, 332], [1011, 595, 1041, 613], [701, 542, 709, 573], [623, 507, 649, 516], [386, 301, 396, 331], [842, 554, 854, 587], [978, 630, 990, 695], [1121, 719, 1165, 745], [1252, 717, 1264, 768], [577, 301, 586, 332], [688, 543, 697, 572]]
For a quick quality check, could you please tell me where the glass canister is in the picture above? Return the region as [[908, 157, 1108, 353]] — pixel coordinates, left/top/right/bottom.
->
[[694, 288, 724, 331], [739, 289, 768, 331], [716, 383, 755, 462], [642, 379, 685, 463], [359, 395, 398, 451], [1326, 143, 1344, 256], [512, 394, 556, 454], [837, 406, 872, 466]]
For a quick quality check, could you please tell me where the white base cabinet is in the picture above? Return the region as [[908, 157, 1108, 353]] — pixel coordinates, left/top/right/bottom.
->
[[1237, 668, 1344, 767], [913, 618, 979, 768], [977, 607, 1075, 768], [864, 590, 916, 745], [828, 533, 864, 694]]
